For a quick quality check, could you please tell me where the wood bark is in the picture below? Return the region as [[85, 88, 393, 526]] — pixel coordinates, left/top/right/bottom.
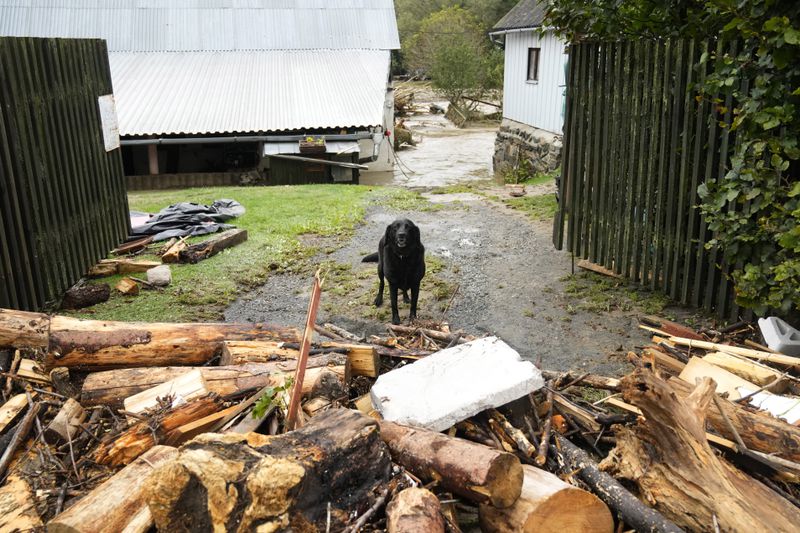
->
[[87, 259, 161, 278], [378, 420, 523, 508], [0, 308, 49, 348], [541, 370, 622, 392], [61, 283, 110, 309], [112, 235, 154, 256], [179, 228, 248, 263], [668, 377, 800, 462], [222, 340, 380, 377], [115, 277, 140, 296], [48, 445, 178, 533], [161, 240, 187, 263], [145, 408, 391, 532], [94, 396, 223, 467], [81, 355, 349, 408], [44, 315, 300, 370], [479, 465, 613, 533], [601, 369, 800, 532], [0, 476, 42, 531], [550, 433, 682, 533], [45, 398, 86, 443], [387, 487, 445, 533]]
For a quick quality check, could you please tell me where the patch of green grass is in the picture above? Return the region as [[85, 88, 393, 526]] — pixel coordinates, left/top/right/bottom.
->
[[69, 185, 374, 322], [563, 271, 671, 316], [370, 188, 446, 212], [502, 194, 558, 222], [429, 181, 490, 195]]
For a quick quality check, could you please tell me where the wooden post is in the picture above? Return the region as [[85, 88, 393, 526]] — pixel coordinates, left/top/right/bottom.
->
[[147, 144, 159, 175], [286, 272, 322, 430]]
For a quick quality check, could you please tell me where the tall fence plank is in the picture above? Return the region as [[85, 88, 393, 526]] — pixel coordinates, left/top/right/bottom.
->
[[554, 38, 738, 318], [0, 37, 129, 311]]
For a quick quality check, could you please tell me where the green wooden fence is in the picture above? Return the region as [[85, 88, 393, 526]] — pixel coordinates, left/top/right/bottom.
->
[[0, 37, 130, 311], [553, 39, 742, 319]]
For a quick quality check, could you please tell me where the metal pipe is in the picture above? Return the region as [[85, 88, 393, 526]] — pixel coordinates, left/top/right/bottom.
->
[[120, 132, 376, 147]]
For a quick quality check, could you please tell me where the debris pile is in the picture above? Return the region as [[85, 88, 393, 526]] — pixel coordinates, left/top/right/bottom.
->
[[1, 299, 800, 531]]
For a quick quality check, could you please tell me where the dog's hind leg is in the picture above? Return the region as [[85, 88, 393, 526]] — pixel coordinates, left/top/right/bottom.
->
[[389, 283, 401, 325], [402, 289, 410, 303], [409, 284, 420, 321], [374, 264, 385, 307]]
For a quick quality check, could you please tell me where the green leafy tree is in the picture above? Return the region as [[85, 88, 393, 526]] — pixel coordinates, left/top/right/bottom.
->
[[544, 0, 800, 315], [407, 6, 503, 106]]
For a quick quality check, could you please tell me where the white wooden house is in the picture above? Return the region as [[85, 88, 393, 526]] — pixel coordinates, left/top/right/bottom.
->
[[490, 0, 567, 176]]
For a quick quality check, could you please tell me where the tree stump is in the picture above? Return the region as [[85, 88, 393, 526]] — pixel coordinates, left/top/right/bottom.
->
[[387, 487, 445, 533], [600, 369, 800, 532], [145, 408, 391, 532]]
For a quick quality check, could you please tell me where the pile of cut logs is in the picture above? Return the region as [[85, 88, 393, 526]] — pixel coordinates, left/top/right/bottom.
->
[[1, 306, 800, 532]]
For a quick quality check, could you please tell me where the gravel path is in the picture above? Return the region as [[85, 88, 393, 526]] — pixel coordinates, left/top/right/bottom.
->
[[225, 192, 650, 375]]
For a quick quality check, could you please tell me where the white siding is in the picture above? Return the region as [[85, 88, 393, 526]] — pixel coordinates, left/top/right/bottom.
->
[[501, 30, 567, 134]]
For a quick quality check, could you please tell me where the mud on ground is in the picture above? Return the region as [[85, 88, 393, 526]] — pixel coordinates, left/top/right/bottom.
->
[[225, 190, 691, 376]]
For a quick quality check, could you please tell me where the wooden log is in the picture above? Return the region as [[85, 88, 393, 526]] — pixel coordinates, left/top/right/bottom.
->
[[702, 351, 789, 391], [669, 377, 800, 462], [641, 316, 704, 340], [0, 401, 40, 479], [45, 315, 300, 370], [378, 420, 523, 508], [48, 445, 178, 533], [0, 476, 42, 531], [112, 235, 154, 256], [387, 487, 445, 533], [0, 394, 29, 433], [123, 368, 209, 416], [145, 408, 391, 531], [550, 433, 683, 533], [88, 259, 162, 278], [45, 398, 86, 443], [642, 346, 686, 373], [601, 369, 800, 532], [222, 340, 380, 378], [49, 367, 79, 398], [388, 324, 469, 344], [178, 228, 248, 263], [161, 239, 187, 264], [479, 464, 613, 533], [668, 336, 800, 369], [61, 283, 110, 309], [552, 394, 601, 432], [94, 396, 223, 467], [81, 355, 349, 408], [0, 308, 49, 348], [303, 368, 347, 417], [115, 277, 140, 296]]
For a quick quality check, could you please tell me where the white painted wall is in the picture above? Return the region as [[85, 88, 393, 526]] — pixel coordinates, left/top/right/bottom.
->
[[501, 30, 567, 134]]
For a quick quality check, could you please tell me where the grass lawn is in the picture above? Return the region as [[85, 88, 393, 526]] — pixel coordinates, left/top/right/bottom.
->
[[70, 184, 389, 322]]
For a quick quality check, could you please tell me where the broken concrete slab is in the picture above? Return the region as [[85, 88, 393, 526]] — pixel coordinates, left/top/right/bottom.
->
[[370, 336, 544, 431], [147, 265, 172, 287]]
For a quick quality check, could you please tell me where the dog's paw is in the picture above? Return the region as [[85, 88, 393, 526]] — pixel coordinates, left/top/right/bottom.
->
[[374, 296, 383, 307], [391, 315, 401, 325]]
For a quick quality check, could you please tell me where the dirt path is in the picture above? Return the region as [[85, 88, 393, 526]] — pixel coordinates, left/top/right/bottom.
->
[[226, 191, 655, 375]]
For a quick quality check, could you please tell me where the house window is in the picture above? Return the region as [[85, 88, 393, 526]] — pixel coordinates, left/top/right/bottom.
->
[[527, 48, 540, 82]]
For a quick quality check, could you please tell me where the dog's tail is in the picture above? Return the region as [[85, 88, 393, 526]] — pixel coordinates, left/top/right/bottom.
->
[[361, 252, 379, 263]]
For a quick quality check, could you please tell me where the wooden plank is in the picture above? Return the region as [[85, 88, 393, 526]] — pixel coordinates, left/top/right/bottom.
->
[[17, 358, 50, 383], [613, 42, 634, 273], [583, 43, 599, 261], [165, 404, 241, 446], [703, 351, 788, 392], [123, 369, 210, 416], [602, 42, 624, 271], [552, 43, 576, 250], [631, 40, 654, 282], [567, 44, 587, 253], [596, 43, 614, 268], [679, 357, 758, 400], [0, 476, 43, 531], [0, 394, 29, 433]]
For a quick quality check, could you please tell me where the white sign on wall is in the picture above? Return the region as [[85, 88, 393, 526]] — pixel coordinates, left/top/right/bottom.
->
[[97, 94, 120, 152]]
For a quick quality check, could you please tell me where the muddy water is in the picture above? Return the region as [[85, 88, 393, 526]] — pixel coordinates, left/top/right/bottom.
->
[[362, 104, 498, 187]]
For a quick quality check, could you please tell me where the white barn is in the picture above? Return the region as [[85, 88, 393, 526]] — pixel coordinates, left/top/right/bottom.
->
[[0, 0, 399, 186], [490, 0, 567, 176]]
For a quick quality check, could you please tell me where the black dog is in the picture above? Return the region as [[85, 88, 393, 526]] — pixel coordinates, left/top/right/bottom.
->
[[362, 218, 425, 325]]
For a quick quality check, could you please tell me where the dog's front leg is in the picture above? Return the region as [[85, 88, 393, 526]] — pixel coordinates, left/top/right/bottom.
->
[[409, 284, 420, 322], [389, 283, 401, 325]]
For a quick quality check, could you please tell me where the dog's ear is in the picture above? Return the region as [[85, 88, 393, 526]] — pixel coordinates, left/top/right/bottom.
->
[[410, 221, 420, 243], [384, 222, 394, 245]]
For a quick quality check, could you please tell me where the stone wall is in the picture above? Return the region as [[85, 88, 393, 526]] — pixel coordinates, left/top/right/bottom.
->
[[493, 118, 562, 179]]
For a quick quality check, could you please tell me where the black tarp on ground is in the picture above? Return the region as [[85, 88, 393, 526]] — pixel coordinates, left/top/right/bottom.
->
[[130, 199, 245, 242]]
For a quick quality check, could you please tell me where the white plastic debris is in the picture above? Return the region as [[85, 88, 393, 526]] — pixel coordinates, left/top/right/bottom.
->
[[758, 316, 800, 356], [370, 336, 544, 431]]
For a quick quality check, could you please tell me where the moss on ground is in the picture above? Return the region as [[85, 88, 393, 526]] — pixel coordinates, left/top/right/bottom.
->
[[562, 271, 671, 315]]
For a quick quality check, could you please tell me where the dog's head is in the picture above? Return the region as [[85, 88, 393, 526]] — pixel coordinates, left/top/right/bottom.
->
[[385, 218, 420, 252]]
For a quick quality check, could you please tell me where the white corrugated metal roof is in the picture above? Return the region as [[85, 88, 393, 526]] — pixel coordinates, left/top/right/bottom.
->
[[109, 50, 390, 135], [0, 0, 400, 51]]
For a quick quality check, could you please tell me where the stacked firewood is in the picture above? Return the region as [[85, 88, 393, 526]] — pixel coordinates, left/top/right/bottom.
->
[[1, 306, 800, 531]]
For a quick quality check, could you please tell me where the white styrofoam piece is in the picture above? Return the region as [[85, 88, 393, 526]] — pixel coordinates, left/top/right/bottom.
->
[[370, 336, 544, 432], [758, 317, 800, 356], [738, 387, 800, 425]]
